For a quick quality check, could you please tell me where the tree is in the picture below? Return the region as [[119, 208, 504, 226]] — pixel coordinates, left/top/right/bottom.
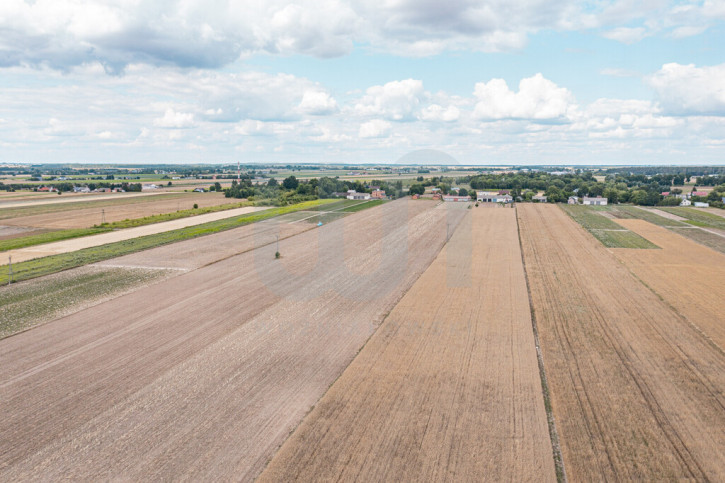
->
[[267, 177, 278, 187], [282, 176, 299, 190], [408, 184, 425, 196]]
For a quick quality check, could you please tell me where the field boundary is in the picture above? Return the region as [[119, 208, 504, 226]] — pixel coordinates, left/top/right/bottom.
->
[[516, 205, 567, 483]]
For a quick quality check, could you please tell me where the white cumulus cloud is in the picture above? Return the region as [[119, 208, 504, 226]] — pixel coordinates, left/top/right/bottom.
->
[[154, 109, 195, 128], [359, 119, 392, 138], [647, 63, 725, 116], [473, 74, 575, 121], [354, 79, 425, 121], [298, 90, 338, 115]]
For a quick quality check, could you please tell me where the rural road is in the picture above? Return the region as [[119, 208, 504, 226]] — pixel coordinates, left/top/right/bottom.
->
[[0, 191, 175, 209], [2, 206, 265, 264]]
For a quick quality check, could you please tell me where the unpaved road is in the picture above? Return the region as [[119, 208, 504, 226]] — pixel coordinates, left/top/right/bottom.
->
[[261, 206, 556, 481], [0, 199, 467, 481], [518, 204, 725, 481], [1, 206, 265, 264]]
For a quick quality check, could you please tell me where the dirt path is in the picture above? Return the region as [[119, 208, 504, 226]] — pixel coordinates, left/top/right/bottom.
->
[[1, 206, 265, 264], [518, 204, 725, 480], [260, 206, 556, 482], [0, 199, 467, 481]]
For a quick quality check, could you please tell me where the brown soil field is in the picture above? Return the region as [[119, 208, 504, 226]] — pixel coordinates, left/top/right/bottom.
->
[[517, 203, 725, 480], [1, 192, 230, 229], [260, 206, 556, 481], [0, 190, 175, 209], [0, 199, 467, 481], [612, 219, 725, 349]]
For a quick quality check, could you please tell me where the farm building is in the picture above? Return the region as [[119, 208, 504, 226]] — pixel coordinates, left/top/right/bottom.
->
[[568, 196, 579, 204], [680, 199, 691, 206], [371, 189, 386, 199], [583, 196, 608, 206], [443, 195, 471, 202], [532, 195, 548, 203], [691, 191, 708, 197], [694, 202, 710, 208], [477, 191, 513, 203], [347, 191, 371, 200]]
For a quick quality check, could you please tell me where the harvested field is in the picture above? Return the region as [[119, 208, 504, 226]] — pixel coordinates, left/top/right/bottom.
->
[[0, 199, 467, 481], [1, 192, 229, 229], [260, 207, 556, 482], [612, 219, 725, 349], [518, 203, 725, 481]]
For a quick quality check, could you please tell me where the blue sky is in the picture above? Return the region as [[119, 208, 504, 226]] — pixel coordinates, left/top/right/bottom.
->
[[1, 1, 724, 165]]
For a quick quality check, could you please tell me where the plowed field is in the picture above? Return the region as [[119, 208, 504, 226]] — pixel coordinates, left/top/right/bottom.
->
[[518, 204, 725, 480], [0, 199, 466, 480], [260, 206, 556, 481]]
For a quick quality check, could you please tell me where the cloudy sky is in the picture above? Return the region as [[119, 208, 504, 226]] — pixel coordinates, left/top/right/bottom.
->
[[1, 1, 724, 165]]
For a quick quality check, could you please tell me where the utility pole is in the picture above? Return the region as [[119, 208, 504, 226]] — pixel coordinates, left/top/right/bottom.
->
[[101, 209, 106, 224], [8, 255, 13, 285]]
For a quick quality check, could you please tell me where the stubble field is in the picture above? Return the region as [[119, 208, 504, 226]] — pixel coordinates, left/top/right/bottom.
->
[[517, 203, 725, 480], [0, 199, 469, 481], [260, 206, 556, 481]]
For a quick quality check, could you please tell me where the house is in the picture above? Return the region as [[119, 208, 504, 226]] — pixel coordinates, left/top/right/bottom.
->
[[476, 191, 512, 203], [347, 191, 371, 200], [680, 199, 691, 206], [37, 186, 51, 192], [661, 191, 670, 196], [694, 202, 710, 208], [692, 191, 708, 197], [583, 196, 608, 206], [498, 189, 511, 195], [73, 186, 90, 193], [193, 187, 205, 192], [431, 187, 441, 194], [532, 195, 548, 203], [142, 184, 158, 190], [722, 197, 725, 204], [450, 187, 460, 193], [371, 189, 386, 199], [411, 194, 419, 200], [568, 196, 579, 204], [432, 193, 441, 200], [442, 195, 471, 202]]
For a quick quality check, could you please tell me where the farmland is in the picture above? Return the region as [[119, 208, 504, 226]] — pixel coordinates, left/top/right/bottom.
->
[[2, 195, 725, 481], [260, 206, 556, 481], [0, 199, 470, 480], [518, 203, 725, 480]]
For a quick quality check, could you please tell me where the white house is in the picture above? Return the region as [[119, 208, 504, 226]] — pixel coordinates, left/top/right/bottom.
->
[[477, 191, 513, 203], [347, 190, 371, 200], [568, 196, 579, 204], [582, 196, 608, 206], [680, 199, 691, 206], [532, 195, 548, 203]]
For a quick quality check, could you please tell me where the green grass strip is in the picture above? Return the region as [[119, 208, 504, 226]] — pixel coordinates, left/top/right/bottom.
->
[[658, 207, 725, 230], [560, 205, 659, 249], [0, 227, 112, 251], [0, 199, 335, 285]]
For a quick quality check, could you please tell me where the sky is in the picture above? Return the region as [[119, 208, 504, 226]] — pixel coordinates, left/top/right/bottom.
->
[[1, 1, 724, 166]]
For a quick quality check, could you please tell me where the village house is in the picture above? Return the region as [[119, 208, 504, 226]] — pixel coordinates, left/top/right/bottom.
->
[[371, 189, 386, 199], [532, 195, 548, 203], [680, 199, 692, 206], [582, 196, 608, 206], [476, 191, 513, 203], [568, 196, 579, 204], [347, 190, 371, 200]]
